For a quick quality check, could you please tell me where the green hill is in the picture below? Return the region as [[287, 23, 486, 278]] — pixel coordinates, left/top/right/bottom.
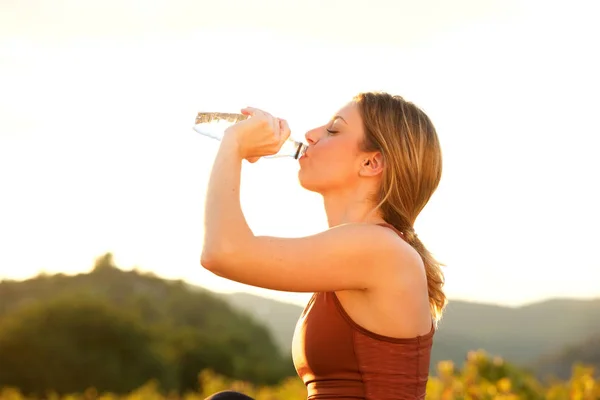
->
[[533, 333, 600, 380], [434, 298, 600, 368], [0, 254, 295, 396]]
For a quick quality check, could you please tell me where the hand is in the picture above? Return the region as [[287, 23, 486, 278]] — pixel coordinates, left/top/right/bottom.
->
[[223, 107, 291, 163]]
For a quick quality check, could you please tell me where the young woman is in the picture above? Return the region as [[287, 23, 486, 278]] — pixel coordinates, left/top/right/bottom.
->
[[202, 92, 446, 400]]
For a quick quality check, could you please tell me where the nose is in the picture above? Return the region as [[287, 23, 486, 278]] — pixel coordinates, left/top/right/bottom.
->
[[304, 126, 321, 145]]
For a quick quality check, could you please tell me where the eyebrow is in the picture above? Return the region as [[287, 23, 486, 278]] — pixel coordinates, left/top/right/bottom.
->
[[333, 115, 348, 124]]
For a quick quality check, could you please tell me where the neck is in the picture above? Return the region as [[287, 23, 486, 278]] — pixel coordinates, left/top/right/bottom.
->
[[321, 188, 385, 228]]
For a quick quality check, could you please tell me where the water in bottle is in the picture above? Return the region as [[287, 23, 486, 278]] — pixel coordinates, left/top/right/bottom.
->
[[193, 112, 308, 159]]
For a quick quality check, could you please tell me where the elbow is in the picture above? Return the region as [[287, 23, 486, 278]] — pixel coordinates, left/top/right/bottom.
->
[[201, 233, 254, 276], [200, 248, 224, 275], [200, 243, 236, 276]]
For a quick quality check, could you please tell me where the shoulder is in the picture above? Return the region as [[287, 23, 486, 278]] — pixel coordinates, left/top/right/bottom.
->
[[355, 223, 426, 290], [332, 223, 423, 274]]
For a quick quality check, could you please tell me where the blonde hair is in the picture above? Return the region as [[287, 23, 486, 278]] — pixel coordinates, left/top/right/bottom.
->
[[354, 92, 447, 322]]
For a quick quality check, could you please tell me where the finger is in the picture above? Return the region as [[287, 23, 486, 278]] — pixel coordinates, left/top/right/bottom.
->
[[241, 107, 261, 118], [241, 107, 271, 117], [241, 107, 254, 116], [279, 119, 291, 143]]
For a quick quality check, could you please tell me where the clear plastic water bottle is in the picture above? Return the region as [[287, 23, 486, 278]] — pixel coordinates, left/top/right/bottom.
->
[[193, 112, 308, 159]]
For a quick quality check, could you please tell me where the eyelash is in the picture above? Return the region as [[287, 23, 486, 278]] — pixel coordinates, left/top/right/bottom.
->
[[326, 128, 339, 135]]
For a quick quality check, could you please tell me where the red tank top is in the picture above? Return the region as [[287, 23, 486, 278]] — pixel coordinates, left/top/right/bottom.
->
[[291, 225, 435, 399]]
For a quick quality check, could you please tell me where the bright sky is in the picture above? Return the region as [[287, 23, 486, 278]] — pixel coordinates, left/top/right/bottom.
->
[[1, 0, 598, 308]]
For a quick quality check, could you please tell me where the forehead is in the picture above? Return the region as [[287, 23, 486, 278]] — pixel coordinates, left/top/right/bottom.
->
[[332, 101, 363, 132]]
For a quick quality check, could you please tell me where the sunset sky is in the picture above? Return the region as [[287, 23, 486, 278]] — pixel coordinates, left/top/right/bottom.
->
[[1, 0, 598, 307]]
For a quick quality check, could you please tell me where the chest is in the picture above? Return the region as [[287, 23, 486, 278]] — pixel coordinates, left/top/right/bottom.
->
[[291, 293, 359, 377]]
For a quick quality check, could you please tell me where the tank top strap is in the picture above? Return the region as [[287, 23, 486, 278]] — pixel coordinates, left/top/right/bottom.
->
[[375, 222, 406, 241]]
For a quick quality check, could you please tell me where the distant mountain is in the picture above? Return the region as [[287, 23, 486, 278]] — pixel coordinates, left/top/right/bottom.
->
[[216, 290, 600, 374], [215, 292, 304, 352], [434, 298, 600, 368], [532, 334, 600, 380]]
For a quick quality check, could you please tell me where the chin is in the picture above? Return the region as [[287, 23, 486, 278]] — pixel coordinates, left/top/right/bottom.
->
[[297, 168, 321, 193]]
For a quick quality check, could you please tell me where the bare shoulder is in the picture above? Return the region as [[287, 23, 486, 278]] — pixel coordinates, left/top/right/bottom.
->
[[311, 222, 417, 272], [366, 224, 426, 287]]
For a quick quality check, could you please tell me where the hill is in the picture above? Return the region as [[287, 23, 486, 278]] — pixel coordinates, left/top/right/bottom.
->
[[214, 291, 303, 352], [432, 298, 600, 368], [0, 254, 295, 395], [533, 333, 600, 380]]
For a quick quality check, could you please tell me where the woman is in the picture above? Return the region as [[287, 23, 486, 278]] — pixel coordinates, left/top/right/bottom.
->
[[202, 92, 446, 400]]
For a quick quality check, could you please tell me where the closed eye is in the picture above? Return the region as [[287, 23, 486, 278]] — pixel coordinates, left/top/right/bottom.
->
[[326, 128, 339, 134]]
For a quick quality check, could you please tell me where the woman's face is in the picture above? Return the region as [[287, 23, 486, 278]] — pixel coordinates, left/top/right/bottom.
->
[[298, 101, 369, 195]]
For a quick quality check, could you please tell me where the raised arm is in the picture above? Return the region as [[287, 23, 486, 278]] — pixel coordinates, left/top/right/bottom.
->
[[200, 110, 415, 293]]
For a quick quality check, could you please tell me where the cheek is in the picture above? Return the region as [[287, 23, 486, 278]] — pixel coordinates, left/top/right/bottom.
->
[[299, 138, 359, 187], [319, 137, 360, 169], [318, 136, 353, 159]]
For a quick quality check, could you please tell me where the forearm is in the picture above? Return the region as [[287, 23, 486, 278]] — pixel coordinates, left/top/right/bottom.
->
[[201, 136, 254, 262]]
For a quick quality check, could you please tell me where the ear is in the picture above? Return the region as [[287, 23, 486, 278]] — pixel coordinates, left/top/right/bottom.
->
[[359, 152, 384, 177]]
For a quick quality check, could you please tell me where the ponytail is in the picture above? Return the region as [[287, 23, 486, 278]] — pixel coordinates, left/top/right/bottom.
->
[[403, 227, 447, 324]]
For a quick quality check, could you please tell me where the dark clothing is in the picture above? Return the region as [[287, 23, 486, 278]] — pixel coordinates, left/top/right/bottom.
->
[[204, 391, 254, 400]]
